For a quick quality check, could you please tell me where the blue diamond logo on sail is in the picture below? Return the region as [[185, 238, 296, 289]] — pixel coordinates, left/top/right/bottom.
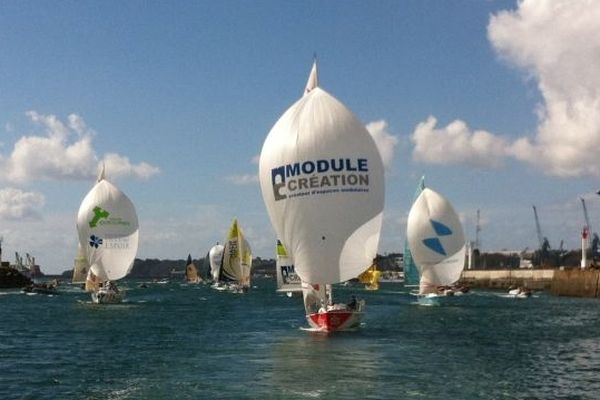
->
[[422, 219, 453, 256]]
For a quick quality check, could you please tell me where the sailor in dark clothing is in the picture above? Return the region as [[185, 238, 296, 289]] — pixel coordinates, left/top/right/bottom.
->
[[348, 295, 357, 310]]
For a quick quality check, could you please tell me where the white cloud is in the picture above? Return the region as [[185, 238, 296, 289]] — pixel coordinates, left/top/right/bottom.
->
[[226, 174, 259, 185], [0, 188, 45, 220], [0, 111, 160, 182], [411, 116, 510, 168], [226, 155, 261, 185], [412, 1, 600, 177], [366, 120, 399, 169], [101, 153, 160, 180], [488, 0, 600, 177]]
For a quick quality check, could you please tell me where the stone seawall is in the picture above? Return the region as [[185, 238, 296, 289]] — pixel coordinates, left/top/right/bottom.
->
[[550, 269, 600, 298], [461, 268, 600, 298], [460, 269, 555, 290]]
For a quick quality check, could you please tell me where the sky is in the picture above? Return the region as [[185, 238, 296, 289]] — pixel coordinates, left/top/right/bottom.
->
[[2, 0, 600, 274]]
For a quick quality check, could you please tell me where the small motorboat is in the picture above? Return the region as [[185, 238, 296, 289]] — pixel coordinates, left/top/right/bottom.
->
[[507, 287, 532, 298], [22, 281, 59, 295]]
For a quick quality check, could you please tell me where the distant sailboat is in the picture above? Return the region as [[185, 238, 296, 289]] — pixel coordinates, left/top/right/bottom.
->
[[358, 263, 381, 291], [76, 165, 139, 304], [406, 184, 466, 305], [259, 60, 385, 332], [403, 177, 425, 287], [275, 239, 302, 297], [208, 242, 224, 283], [215, 219, 252, 292], [71, 243, 89, 285], [185, 254, 201, 284]]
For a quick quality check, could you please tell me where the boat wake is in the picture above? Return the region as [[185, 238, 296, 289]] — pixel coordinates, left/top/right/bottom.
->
[[299, 326, 323, 332]]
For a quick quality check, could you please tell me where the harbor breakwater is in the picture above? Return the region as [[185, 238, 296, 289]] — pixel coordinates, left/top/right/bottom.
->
[[460, 269, 555, 290], [461, 268, 600, 298]]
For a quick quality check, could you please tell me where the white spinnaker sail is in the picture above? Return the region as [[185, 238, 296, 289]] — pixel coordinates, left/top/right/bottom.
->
[[209, 244, 224, 281], [76, 176, 139, 282], [259, 63, 385, 285], [406, 188, 465, 289]]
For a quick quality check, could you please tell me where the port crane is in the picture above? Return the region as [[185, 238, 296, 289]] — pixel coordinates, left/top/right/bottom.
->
[[532, 206, 550, 250], [581, 197, 599, 263], [533, 205, 551, 266]]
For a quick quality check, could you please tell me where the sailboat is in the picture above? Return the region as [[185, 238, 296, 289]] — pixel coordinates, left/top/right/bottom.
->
[[208, 242, 224, 285], [76, 165, 139, 304], [406, 184, 466, 306], [275, 239, 302, 297], [71, 243, 89, 286], [403, 177, 425, 287], [185, 254, 201, 284], [259, 60, 385, 332], [215, 219, 252, 293]]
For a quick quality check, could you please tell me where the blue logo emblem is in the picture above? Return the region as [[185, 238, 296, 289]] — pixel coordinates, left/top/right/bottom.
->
[[422, 219, 453, 255], [89, 234, 103, 248]]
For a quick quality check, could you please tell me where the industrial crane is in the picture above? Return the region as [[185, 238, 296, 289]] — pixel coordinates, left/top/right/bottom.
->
[[533, 205, 551, 266], [532, 206, 550, 250], [581, 197, 599, 263]]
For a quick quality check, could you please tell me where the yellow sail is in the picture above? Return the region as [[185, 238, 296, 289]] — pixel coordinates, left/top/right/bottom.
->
[[358, 264, 380, 290], [72, 244, 89, 284], [185, 254, 201, 283], [221, 219, 252, 288]]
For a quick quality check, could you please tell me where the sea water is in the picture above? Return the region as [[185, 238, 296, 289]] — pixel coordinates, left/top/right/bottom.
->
[[1, 279, 600, 399]]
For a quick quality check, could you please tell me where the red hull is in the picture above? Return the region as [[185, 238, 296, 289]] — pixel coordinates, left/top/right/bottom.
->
[[307, 310, 363, 332]]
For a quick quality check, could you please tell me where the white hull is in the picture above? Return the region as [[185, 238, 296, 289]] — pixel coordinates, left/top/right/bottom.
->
[[276, 288, 303, 298], [211, 282, 247, 294], [507, 288, 531, 299], [91, 288, 124, 304], [413, 291, 468, 306]]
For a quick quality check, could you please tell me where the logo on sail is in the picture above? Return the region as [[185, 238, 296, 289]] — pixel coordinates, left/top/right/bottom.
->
[[88, 206, 131, 227], [270, 158, 370, 201], [89, 207, 110, 228], [89, 234, 103, 248], [422, 219, 453, 256]]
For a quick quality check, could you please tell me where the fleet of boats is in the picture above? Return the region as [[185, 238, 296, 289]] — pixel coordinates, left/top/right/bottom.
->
[[0, 61, 534, 332]]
